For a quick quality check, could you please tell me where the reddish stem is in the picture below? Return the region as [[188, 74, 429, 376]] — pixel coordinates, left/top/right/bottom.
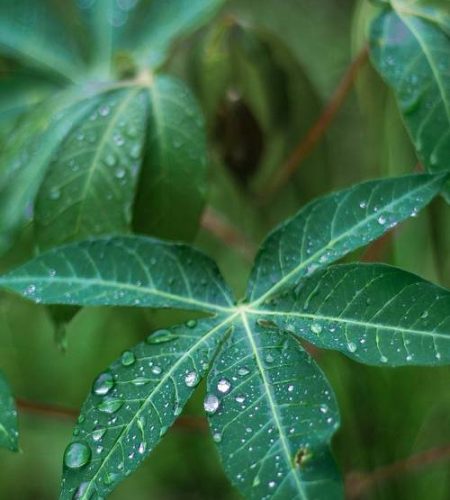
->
[[261, 45, 370, 201]]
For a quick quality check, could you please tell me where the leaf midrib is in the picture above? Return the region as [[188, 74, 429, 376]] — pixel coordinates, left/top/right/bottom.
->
[[251, 175, 443, 305]]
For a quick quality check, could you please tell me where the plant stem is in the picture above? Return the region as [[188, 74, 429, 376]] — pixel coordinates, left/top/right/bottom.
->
[[16, 398, 207, 432], [345, 443, 450, 498], [260, 44, 370, 202], [200, 206, 256, 260]]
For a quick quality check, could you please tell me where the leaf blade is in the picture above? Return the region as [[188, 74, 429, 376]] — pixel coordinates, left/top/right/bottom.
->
[[0, 236, 233, 313], [254, 263, 450, 367], [60, 316, 231, 499], [207, 317, 342, 499], [0, 370, 18, 452], [247, 173, 447, 302]]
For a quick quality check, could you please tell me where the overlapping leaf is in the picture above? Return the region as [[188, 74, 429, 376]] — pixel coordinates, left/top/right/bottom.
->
[[133, 76, 207, 241], [370, 1, 450, 199], [60, 316, 230, 500], [247, 173, 447, 302], [0, 370, 18, 452], [0, 236, 233, 313], [253, 264, 450, 367], [35, 88, 148, 249], [207, 321, 342, 499]]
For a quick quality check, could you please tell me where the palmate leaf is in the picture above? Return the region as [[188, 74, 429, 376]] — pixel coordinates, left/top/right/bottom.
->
[[35, 87, 148, 249], [247, 173, 447, 302], [370, 1, 450, 199], [0, 92, 100, 254], [207, 321, 342, 499], [133, 76, 207, 241], [0, 0, 83, 81], [60, 316, 231, 500], [253, 264, 450, 367], [0, 173, 448, 499], [0, 370, 18, 452]]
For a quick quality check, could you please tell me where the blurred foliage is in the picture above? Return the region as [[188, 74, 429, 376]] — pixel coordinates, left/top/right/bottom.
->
[[1, 0, 450, 499]]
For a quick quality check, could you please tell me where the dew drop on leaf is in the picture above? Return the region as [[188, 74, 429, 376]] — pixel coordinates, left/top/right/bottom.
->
[[217, 378, 231, 394], [310, 323, 322, 334], [146, 329, 178, 344], [92, 371, 115, 396], [184, 371, 199, 387], [63, 441, 91, 469], [204, 395, 220, 414], [120, 350, 136, 366], [97, 398, 123, 414]]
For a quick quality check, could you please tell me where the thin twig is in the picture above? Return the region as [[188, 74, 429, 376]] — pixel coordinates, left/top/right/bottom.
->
[[260, 44, 370, 202], [200, 206, 256, 260], [346, 443, 450, 499], [16, 398, 207, 432]]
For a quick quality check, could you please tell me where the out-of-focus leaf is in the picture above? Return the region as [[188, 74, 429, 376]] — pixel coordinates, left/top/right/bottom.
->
[[0, 92, 99, 254], [0, 0, 83, 81], [35, 87, 148, 249], [370, 1, 450, 199], [208, 323, 342, 499], [133, 76, 207, 241], [60, 317, 230, 499], [0, 370, 18, 452]]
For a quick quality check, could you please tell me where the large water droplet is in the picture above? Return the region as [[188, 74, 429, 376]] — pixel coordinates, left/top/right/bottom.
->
[[97, 398, 123, 414], [146, 329, 178, 344], [121, 350, 136, 366], [92, 371, 115, 396], [217, 378, 231, 394], [204, 395, 220, 414], [63, 441, 91, 469], [184, 371, 199, 387], [310, 323, 322, 334]]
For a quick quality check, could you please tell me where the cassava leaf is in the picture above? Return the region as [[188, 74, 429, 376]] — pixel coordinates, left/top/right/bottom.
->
[[247, 173, 447, 302], [60, 316, 230, 500], [123, 0, 225, 69], [0, 0, 83, 81], [0, 92, 100, 254], [0, 371, 18, 452], [252, 263, 450, 367], [370, 2, 450, 199], [133, 76, 207, 241], [207, 320, 342, 499], [35, 87, 148, 249], [0, 236, 233, 313]]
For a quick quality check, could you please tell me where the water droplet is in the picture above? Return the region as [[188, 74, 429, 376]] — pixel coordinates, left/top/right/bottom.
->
[[186, 319, 197, 328], [287, 385, 294, 392], [132, 377, 149, 386], [138, 442, 146, 454], [380, 355, 388, 364], [104, 153, 117, 167], [115, 167, 126, 179], [204, 394, 220, 414], [265, 353, 274, 364], [217, 378, 231, 394], [421, 311, 429, 319], [146, 329, 178, 344], [151, 365, 162, 375], [121, 350, 136, 366], [235, 395, 246, 404], [49, 187, 61, 200], [268, 481, 276, 488], [92, 371, 115, 396], [310, 323, 322, 334], [99, 105, 110, 117], [347, 342, 357, 353], [238, 367, 250, 376], [377, 215, 386, 225], [63, 441, 91, 469], [184, 371, 199, 387], [97, 398, 123, 414], [213, 432, 222, 443], [319, 404, 328, 414], [92, 428, 106, 442]]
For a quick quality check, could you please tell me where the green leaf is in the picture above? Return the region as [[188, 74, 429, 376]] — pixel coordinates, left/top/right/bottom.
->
[[0, 236, 233, 314], [133, 76, 207, 241], [124, 0, 225, 68], [35, 87, 148, 249], [252, 263, 450, 367], [207, 320, 342, 499], [60, 316, 230, 500], [247, 173, 447, 302], [0, 0, 83, 81], [0, 92, 99, 254], [0, 370, 18, 452], [370, 2, 450, 199]]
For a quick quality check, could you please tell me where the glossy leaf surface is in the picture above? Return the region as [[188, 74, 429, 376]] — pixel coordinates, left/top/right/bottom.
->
[[370, 2, 450, 198], [0, 371, 18, 452], [0, 236, 233, 313], [207, 320, 342, 499], [133, 76, 207, 241], [247, 174, 447, 302], [60, 316, 230, 500], [35, 88, 148, 249]]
